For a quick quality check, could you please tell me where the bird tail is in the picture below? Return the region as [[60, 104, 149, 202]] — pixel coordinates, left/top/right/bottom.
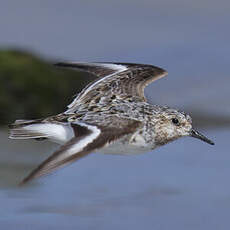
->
[[9, 119, 48, 140]]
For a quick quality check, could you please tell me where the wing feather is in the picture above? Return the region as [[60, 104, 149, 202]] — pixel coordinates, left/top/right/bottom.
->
[[55, 62, 167, 113], [19, 119, 141, 185]]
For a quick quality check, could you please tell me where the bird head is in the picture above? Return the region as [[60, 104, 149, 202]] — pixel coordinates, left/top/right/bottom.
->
[[153, 108, 214, 146]]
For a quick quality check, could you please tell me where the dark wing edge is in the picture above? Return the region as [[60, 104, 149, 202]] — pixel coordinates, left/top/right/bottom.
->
[[19, 119, 141, 185], [54, 62, 129, 78]]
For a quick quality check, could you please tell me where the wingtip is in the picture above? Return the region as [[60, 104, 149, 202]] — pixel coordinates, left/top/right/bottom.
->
[[18, 174, 33, 186], [18, 166, 43, 186], [54, 62, 89, 69], [155, 67, 168, 79], [161, 69, 168, 76], [18, 178, 28, 187], [54, 62, 67, 67], [158, 66, 168, 76], [18, 180, 26, 187]]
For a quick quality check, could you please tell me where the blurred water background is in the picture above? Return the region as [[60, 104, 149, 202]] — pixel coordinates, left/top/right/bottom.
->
[[0, 0, 229, 229]]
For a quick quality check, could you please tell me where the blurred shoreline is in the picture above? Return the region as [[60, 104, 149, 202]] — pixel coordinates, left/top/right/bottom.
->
[[0, 49, 93, 126]]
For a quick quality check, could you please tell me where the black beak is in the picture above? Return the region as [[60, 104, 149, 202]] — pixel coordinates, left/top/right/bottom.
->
[[190, 129, 214, 145]]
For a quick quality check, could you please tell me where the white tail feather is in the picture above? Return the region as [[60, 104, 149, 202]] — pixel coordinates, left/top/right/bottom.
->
[[9, 122, 74, 144]]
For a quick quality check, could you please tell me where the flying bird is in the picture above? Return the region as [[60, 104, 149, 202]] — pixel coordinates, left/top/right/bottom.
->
[[9, 62, 214, 185]]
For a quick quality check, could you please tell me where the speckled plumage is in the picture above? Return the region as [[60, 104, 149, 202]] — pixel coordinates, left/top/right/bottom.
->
[[9, 62, 214, 185]]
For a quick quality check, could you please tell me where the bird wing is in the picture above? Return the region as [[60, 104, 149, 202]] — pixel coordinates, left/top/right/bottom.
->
[[20, 118, 141, 185], [55, 62, 167, 113]]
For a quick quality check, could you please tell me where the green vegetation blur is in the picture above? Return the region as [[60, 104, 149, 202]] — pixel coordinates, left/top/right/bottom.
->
[[0, 50, 92, 126]]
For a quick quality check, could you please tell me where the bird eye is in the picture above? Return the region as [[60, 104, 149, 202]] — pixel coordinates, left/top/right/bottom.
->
[[172, 118, 179, 125]]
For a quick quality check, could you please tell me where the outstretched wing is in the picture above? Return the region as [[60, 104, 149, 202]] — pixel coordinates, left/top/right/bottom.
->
[[20, 118, 141, 185], [55, 62, 167, 113]]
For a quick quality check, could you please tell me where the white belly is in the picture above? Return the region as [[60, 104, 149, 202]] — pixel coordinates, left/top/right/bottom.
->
[[100, 132, 154, 155]]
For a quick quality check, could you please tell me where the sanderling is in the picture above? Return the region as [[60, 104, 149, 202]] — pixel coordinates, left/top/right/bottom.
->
[[9, 62, 214, 185]]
